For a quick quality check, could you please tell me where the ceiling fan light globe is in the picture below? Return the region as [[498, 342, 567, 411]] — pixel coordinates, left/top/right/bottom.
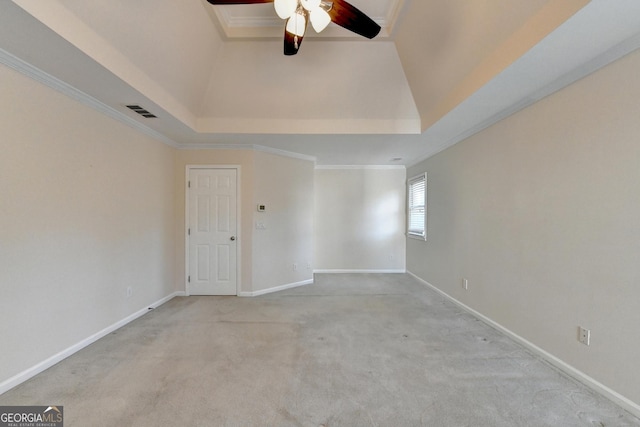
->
[[274, 0, 297, 19], [285, 12, 307, 37], [310, 8, 331, 32], [301, 0, 321, 11]]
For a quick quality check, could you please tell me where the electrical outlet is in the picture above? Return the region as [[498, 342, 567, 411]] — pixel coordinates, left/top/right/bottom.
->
[[306, 263, 311, 270], [462, 278, 469, 290], [293, 263, 298, 271], [126, 287, 132, 298], [578, 326, 591, 346]]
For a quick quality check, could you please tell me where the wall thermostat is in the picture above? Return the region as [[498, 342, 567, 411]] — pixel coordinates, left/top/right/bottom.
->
[[257, 204, 266, 212]]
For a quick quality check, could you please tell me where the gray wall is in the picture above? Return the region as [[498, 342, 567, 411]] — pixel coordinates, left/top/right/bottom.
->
[[314, 167, 406, 272], [252, 151, 315, 292], [407, 50, 640, 406], [0, 63, 176, 388]]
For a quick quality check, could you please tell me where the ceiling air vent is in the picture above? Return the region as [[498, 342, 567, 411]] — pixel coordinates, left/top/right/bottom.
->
[[126, 104, 157, 118]]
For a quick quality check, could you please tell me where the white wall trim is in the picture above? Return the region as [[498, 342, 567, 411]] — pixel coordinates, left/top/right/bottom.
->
[[252, 145, 317, 163], [406, 271, 640, 419], [314, 269, 406, 274], [238, 279, 313, 297], [0, 48, 179, 149], [177, 143, 317, 164], [407, 32, 640, 168], [0, 292, 182, 396], [0, 49, 309, 166], [0, 48, 317, 165], [213, 0, 402, 39], [315, 165, 406, 170], [177, 143, 255, 151]]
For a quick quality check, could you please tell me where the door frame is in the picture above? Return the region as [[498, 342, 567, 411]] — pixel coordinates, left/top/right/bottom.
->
[[185, 165, 241, 296]]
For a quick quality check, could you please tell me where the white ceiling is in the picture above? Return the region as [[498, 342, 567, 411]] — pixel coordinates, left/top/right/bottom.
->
[[1, 0, 640, 165]]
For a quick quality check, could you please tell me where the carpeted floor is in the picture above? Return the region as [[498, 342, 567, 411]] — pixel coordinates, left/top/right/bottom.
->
[[1, 273, 639, 426]]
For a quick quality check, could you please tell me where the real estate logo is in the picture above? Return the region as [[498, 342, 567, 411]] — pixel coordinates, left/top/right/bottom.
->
[[0, 406, 63, 427]]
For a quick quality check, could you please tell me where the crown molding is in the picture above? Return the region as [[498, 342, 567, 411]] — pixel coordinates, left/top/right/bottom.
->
[[315, 165, 405, 170], [0, 48, 180, 149], [210, 0, 401, 39], [383, 0, 405, 36], [177, 143, 317, 163], [0, 48, 320, 164], [407, 31, 640, 169], [252, 144, 317, 162]]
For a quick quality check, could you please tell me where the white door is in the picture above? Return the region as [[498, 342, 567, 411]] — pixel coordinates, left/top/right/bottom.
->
[[188, 168, 237, 295]]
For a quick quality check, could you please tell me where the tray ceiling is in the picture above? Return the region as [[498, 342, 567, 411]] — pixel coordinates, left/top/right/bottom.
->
[[209, 0, 404, 38], [2, 0, 640, 165]]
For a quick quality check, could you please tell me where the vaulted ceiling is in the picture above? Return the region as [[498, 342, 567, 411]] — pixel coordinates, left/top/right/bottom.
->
[[1, 0, 640, 165]]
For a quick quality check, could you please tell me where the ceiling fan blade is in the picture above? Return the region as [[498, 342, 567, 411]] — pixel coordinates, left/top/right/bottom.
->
[[206, 0, 273, 4], [328, 0, 381, 39], [283, 14, 309, 56]]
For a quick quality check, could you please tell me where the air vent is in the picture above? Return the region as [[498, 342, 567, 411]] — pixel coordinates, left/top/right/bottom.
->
[[126, 104, 157, 118]]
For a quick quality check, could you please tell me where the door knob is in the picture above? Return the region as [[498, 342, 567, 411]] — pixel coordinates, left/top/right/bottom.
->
[[230, 236, 236, 241]]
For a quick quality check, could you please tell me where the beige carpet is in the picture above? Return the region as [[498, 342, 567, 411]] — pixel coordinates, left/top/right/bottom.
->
[[1, 274, 639, 426]]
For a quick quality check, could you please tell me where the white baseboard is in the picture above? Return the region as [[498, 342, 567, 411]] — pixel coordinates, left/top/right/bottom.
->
[[313, 269, 406, 274], [407, 271, 640, 419], [0, 292, 182, 396], [238, 279, 313, 297]]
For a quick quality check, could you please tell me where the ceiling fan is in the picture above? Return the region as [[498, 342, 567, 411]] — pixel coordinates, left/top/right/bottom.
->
[[206, 0, 381, 55]]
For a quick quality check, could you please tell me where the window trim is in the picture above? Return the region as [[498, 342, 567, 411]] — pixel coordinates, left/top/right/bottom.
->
[[407, 173, 427, 241]]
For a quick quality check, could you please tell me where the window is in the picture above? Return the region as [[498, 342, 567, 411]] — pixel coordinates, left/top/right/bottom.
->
[[407, 173, 426, 240]]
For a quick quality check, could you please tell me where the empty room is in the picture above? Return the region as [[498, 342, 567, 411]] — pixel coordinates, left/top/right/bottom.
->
[[1, 0, 640, 425]]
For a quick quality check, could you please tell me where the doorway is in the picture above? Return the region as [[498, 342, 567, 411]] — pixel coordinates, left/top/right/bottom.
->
[[186, 166, 239, 295]]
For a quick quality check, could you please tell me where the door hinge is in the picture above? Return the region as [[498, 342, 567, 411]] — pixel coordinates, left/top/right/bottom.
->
[[188, 228, 191, 236], [188, 275, 191, 283], [188, 180, 191, 188]]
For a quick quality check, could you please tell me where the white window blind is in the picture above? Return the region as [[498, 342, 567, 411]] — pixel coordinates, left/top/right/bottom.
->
[[408, 173, 426, 239]]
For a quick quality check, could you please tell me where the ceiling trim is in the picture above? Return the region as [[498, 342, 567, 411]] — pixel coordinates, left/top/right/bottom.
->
[[315, 165, 405, 170], [210, 0, 402, 39], [407, 31, 640, 169], [253, 144, 317, 162], [383, 0, 405, 37], [416, 0, 590, 132], [0, 47, 180, 149], [216, 7, 281, 28], [12, 0, 199, 131], [179, 143, 317, 163], [196, 117, 421, 135]]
